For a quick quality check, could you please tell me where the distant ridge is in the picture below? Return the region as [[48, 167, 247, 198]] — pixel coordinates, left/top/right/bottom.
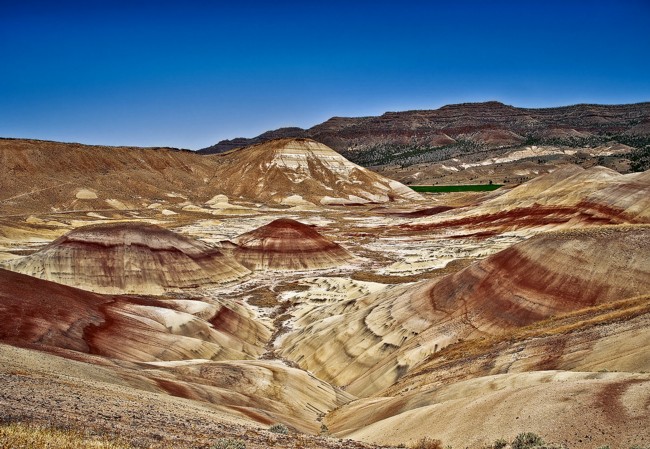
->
[[199, 101, 650, 166], [0, 136, 192, 153]]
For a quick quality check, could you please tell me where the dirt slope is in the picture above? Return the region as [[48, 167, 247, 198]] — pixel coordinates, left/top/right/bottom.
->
[[0, 270, 356, 435], [0, 137, 419, 217], [327, 297, 650, 448], [0, 138, 214, 216], [278, 226, 650, 396]]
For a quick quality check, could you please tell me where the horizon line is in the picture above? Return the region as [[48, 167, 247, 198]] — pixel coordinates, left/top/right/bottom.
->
[[2, 99, 648, 151]]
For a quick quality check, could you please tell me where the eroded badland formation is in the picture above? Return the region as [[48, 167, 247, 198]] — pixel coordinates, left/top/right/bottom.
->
[[1, 102, 650, 449]]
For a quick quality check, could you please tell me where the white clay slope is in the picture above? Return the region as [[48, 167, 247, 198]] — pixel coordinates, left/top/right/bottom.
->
[[209, 138, 422, 205]]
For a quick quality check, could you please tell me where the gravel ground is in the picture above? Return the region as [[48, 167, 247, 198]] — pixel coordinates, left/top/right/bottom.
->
[[0, 370, 391, 449]]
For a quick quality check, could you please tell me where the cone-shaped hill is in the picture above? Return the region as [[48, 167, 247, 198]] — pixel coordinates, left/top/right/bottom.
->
[[231, 218, 354, 270], [3, 222, 250, 294], [208, 138, 422, 205]]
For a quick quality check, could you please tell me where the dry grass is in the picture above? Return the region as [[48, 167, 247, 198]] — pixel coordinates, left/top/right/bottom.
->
[[507, 293, 650, 336], [246, 287, 281, 308], [247, 283, 310, 308], [0, 422, 133, 449], [401, 294, 650, 383], [409, 437, 444, 449]]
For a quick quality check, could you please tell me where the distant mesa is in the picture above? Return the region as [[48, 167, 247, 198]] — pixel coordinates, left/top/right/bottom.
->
[[231, 218, 354, 270], [207, 138, 422, 205], [198, 102, 650, 162], [2, 222, 250, 294]]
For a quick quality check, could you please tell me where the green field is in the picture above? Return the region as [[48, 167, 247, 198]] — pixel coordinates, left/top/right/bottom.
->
[[409, 184, 503, 192]]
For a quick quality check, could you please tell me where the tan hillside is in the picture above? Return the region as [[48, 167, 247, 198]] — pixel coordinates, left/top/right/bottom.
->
[[478, 165, 650, 219], [0, 138, 215, 216], [0, 269, 357, 435], [0, 342, 370, 446], [334, 371, 650, 449], [0, 138, 420, 218]]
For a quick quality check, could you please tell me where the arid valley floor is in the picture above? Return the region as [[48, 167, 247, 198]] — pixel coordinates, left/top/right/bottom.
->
[[1, 123, 650, 449]]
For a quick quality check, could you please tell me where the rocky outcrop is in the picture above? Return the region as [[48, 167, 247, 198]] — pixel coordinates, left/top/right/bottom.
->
[[231, 218, 353, 270], [2, 222, 250, 294]]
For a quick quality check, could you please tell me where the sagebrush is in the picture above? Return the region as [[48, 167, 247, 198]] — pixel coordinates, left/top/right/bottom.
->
[[211, 438, 246, 449], [512, 432, 544, 449], [410, 437, 444, 449], [268, 424, 288, 435]]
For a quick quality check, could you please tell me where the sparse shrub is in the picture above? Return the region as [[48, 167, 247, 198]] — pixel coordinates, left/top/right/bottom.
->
[[493, 438, 508, 449], [320, 423, 329, 436], [0, 422, 133, 448], [211, 437, 246, 449], [409, 437, 444, 449], [629, 146, 650, 172], [596, 446, 611, 449], [512, 432, 544, 449], [268, 423, 288, 435]]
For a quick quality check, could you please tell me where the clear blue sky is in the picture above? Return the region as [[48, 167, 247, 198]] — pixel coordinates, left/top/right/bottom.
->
[[1, 0, 649, 149]]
